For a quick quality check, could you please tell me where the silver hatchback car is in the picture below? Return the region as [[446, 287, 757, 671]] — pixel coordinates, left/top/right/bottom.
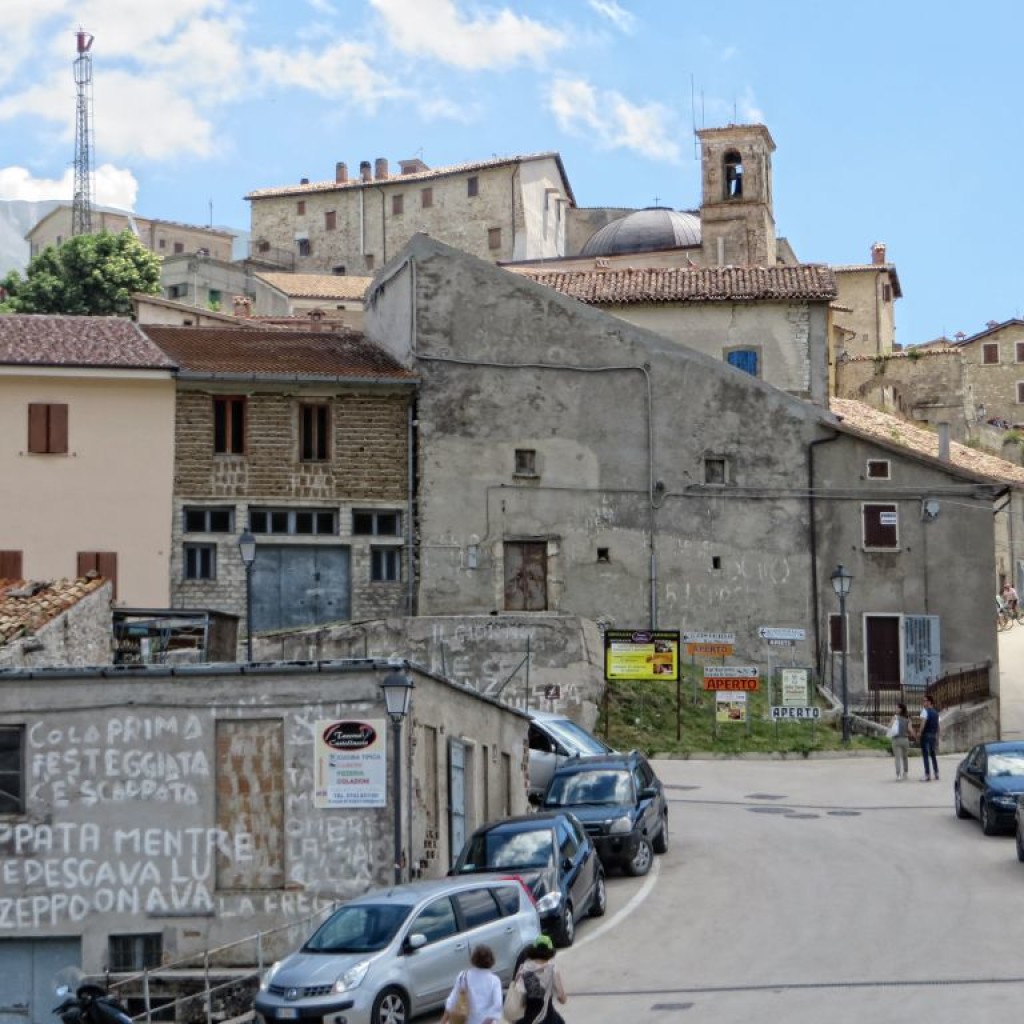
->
[[255, 877, 540, 1024]]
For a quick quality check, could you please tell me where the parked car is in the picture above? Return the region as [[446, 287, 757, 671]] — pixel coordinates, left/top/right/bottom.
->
[[254, 876, 539, 1024], [954, 740, 1024, 834], [527, 710, 614, 798], [449, 810, 606, 947], [539, 750, 669, 876]]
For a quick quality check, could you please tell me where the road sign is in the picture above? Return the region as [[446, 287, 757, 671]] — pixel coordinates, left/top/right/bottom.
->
[[781, 668, 809, 705], [771, 706, 821, 720], [758, 627, 806, 641], [703, 666, 759, 691], [686, 642, 734, 657]]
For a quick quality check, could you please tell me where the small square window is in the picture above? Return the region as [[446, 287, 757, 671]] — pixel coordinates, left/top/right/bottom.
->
[[467, 176, 479, 198], [184, 506, 234, 533], [183, 543, 216, 580], [704, 457, 727, 485], [421, 188, 433, 209], [488, 227, 502, 250], [711, 556, 721, 570], [392, 194, 404, 215], [158, 239, 166, 249], [983, 343, 1000, 365], [371, 547, 401, 582], [109, 934, 163, 972], [174, 242, 184, 254], [353, 510, 401, 536], [514, 449, 537, 476], [866, 459, 891, 480], [596, 547, 610, 563]]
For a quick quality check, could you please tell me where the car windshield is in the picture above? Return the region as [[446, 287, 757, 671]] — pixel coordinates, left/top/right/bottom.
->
[[303, 903, 411, 953], [545, 769, 632, 807], [988, 752, 1024, 777], [540, 719, 611, 755], [460, 828, 555, 871]]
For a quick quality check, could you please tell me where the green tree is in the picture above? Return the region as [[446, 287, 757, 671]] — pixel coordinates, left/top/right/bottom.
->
[[2, 230, 161, 315]]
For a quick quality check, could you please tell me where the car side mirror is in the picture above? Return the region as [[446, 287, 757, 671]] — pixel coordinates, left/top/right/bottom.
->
[[405, 933, 427, 953], [638, 786, 657, 802]]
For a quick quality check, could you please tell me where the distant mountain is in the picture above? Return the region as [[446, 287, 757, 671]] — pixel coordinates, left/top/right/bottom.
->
[[0, 199, 61, 276], [0, 199, 250, 275]]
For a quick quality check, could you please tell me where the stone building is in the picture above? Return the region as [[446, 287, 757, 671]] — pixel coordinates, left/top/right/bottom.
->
[[26, 205, 234, 262], [252, 272, 373, 329], [830, 243, 902, 366], [365, 234, 1004, 699], [0, 659, 530, 1010], [245, 153, 575, 275], [0, 316, 176, 606], [140, 325, 417, 631], [952, 319, 1024, 428]]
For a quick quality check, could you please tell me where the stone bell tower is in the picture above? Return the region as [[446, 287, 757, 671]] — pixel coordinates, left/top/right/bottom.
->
[[696, 124, 777, 267]]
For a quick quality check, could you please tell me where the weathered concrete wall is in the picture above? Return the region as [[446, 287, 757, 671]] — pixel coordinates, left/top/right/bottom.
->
[[365, 236, 1001, 699], [0, 583, 113, 668], [0, 661, 528, 974]]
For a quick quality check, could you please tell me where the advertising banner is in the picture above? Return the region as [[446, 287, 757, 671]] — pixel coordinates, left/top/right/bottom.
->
[[716, 692, 748, 723], [605, 629, 680, 681], [702, 666, 759, 691], [314, 719, 387, 808]]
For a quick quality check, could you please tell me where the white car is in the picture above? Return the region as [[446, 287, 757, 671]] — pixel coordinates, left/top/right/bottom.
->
[[527, 710, 614, 799], [255, 876, 539, 1024]]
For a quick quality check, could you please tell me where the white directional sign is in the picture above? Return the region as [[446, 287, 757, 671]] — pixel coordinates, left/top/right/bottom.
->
[[683, 631, 736, 644], [758, 627, 806, 641], [771, 706, 821, 720]]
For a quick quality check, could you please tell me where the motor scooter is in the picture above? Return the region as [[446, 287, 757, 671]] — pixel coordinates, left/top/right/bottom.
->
[[54, 984, 133, 1024]]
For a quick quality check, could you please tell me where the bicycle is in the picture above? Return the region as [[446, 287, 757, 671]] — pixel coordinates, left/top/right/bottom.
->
[[997, 604, 1015, 631]]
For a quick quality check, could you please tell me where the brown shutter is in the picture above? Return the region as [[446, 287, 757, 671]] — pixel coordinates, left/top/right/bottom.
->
[[0, 551, 23, 578], [28, 404, 48, 453], [97, 552, 118, 597], [829, 613, 846, 652], [49, 404, 68, 454], [77, 552, 99, 576]]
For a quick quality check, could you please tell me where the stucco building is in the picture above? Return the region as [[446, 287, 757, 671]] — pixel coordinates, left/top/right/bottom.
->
[[245, 153, 575, 275], [366, 234, 1004, 700], [140, 325, 417, 632], [27, 205, 234, 263], [0, 316, 176, 606]]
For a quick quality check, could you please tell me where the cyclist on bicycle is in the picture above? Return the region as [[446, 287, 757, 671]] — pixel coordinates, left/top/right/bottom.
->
[[1002, 582, 1019, 618]]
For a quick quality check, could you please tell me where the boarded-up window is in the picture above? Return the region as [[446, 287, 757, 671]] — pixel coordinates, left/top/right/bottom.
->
[[504, 541, 547, 611], [0, 551, 23, 578], [392, 194, 404, 215], [983, 343, 999, 365], [215, 719, 285, 889], [77, 551, 117, 596], [296, 200, 306, 215], [27, 403, 68, 454], [421, 188, 433, 209], [863, 503, 899, 549], [213, 396, 246, 454], [829, 612, 847, 652], [488, 227, 501, 250], [325, 210, 336, 230]]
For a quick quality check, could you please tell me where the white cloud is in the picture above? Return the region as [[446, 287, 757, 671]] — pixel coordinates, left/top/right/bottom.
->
[[370, 0, 566, 70], [0, 163, 138, 208], [548, 77, 682, 163], [588, 0, 636, 34]]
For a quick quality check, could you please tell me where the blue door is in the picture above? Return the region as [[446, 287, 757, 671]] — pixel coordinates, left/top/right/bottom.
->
[[0, 937, 81, 1024], [251, 545, 350, 631]]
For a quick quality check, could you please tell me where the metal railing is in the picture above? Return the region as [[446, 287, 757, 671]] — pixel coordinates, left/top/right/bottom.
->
[[106, 903, 337, 1024], [852, 662, 992, 723]]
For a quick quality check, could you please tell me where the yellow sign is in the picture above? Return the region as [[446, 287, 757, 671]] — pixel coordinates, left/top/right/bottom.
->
[[604, 629, 680, 681], [686, 642, 734, 657]]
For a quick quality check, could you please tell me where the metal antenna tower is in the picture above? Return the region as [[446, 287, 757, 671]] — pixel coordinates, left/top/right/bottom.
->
[[71, 29, 95, 236]]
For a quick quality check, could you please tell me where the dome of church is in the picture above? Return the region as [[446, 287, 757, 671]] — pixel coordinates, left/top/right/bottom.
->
[[580, 207, 702, 257]]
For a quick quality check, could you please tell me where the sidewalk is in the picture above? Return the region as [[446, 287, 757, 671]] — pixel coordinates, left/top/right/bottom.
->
[[998, 621, 1024, 738]]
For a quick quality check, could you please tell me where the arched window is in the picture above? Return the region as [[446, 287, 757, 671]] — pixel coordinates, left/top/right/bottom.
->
[[723, 150, 744, 199]]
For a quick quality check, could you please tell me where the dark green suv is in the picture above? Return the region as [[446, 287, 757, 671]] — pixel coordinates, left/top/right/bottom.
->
[[539, 751, 668, 876]]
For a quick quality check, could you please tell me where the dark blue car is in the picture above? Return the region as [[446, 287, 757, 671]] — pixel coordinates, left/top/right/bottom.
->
[[954, 741, 1024, 835]]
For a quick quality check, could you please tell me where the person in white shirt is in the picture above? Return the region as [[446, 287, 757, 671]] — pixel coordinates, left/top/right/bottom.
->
[[441, 944, 502, 1024]]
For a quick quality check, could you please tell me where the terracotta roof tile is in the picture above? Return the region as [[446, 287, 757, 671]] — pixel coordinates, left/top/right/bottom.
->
[[830, 398, 1024, 486], [142, 325, 417, 381], [0, 315, 177, 369], [0, 577, 109, 646], [255, 273, 373, 301], [246, 152, 576, 205], [514, 264, 837, 305]]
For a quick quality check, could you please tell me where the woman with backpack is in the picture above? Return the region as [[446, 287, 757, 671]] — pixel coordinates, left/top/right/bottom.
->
[[511, 936, 567, 1024]]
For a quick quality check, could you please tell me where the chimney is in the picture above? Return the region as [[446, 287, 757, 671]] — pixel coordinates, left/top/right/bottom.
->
[[335, 162, 348, 184], [360, 161, 372, 183], [871, 242, 886, 265], [374, 157, 389, 180], [937, 422, 951, 462], [986, 320, 999, 330], [232, 296, 252, 319]]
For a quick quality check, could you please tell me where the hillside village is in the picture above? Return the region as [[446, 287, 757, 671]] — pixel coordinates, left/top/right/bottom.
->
[[2, 122, 1023, 996]]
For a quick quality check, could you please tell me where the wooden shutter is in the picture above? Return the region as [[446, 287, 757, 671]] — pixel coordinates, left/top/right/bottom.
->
[[77, 551, 118, 597], [48, 404, 68, 454], [829, 613, 846, 652], [0, 551, 23, 578], [863, 503, 898, 548], [26, 403, 68, 454], [28, 404, 49, 453]]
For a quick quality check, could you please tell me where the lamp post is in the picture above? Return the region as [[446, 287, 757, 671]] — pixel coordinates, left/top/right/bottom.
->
[[237, 529, 256, 662], [380, 667, 414, 885], [830, 564, 854, 744]]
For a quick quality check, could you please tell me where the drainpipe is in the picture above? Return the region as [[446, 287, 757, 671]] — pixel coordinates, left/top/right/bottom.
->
[[808, 429, 842, 673], [510, 164, 520, 259], [406, 400, 417, 615]]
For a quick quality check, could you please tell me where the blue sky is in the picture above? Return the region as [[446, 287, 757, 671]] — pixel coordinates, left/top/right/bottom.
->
[[0, 0, 1019, 345]]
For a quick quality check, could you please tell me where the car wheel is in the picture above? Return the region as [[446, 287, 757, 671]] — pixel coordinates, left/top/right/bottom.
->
[[954, 783, 970, 820], [980, 800, 999, 836], [589, 871, 607, 917], [626, 836, 653, 877], [371, 987, 408, 1024], [1016, 825, 1024, 863], [551, 901, 575, 947], [652, 811, 669, 854]]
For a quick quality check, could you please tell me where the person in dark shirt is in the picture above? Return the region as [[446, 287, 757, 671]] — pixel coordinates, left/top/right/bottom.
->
[[917, 695, 940, 781]]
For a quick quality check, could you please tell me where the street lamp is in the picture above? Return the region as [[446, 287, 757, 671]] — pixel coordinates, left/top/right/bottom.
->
[[830, 564, 854, 744], [380, 667, 414, 885], [237, 529, 256, 662]]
